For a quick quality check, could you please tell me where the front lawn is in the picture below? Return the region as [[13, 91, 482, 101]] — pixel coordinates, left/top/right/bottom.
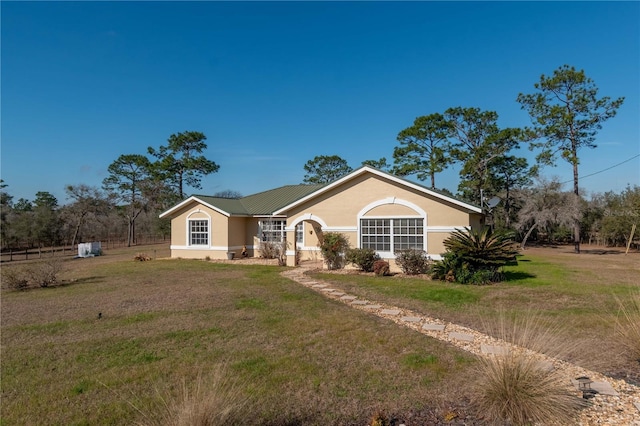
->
[[311, 246, 640, 380], [1, 255, 478, 425]]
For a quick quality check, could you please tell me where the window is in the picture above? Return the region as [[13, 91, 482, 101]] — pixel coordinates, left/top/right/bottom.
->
[[361, 219, 390, 251], [393, 218, 424, 250], [296, 222, 304, 245], [361, 218, 423, 252], [260, 220, 286, 242], [189, 219, 209, 245]]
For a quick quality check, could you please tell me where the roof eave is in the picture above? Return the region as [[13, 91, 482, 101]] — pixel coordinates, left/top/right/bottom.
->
[[273, 166, 482, 215], [159, 196, 232, 219]]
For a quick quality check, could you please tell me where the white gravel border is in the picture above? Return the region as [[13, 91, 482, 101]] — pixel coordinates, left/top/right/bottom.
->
[[282, 268, 640, 425]]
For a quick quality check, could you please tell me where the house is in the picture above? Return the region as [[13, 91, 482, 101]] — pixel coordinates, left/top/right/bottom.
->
[[159, 166, 484, 268]]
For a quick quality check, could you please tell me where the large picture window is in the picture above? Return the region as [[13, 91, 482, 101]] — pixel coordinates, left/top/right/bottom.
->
[[189, 219, 209, 245], [260, 220, 286, 242], [361, 218, 423, 252]]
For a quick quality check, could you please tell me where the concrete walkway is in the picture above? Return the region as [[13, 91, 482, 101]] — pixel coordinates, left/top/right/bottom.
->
[[281, 267, 640, 426]]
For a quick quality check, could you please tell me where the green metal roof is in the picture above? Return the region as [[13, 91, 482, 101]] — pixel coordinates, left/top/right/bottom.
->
[[192, 184, 325, 216]]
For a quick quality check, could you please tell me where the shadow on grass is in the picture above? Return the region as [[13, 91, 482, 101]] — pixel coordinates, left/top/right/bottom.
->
[[503, 271, 536, 281], [59, 276, 107, 287]]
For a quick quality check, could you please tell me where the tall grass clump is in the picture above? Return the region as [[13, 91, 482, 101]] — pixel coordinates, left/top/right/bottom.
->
[[138, 367, 250, 426], [615, 290, 640, 363], [472, 312, 583, 425]]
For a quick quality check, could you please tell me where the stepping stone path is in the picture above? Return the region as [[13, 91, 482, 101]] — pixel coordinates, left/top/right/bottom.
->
[[481, 344, 509, 355], [422, 323, 445, 331], [449, 332, 475, 342], [280, 267, 640, 425]]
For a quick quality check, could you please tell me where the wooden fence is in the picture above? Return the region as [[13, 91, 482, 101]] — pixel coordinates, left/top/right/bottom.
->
[[1, 235, 167, 263]]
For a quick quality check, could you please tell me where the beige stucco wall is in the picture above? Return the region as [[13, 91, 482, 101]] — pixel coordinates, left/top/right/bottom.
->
[[287, 174, 475, 227], [285, 174, 480, 260], [168, 202, 232, 259], [166, 172, 482, 265]]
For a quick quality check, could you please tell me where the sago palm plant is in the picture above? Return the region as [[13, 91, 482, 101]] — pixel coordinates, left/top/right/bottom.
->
[[444, 226, 518, 270], [433, 227, 518, 284]]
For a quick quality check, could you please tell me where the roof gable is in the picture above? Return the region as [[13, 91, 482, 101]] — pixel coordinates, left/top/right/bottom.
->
[[158, 195, 237, 218], [272, 166, 482, 215], [160, 166, 480, 219]]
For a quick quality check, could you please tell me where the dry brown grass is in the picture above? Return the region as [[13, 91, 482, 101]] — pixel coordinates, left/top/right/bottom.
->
[[136, 366, 249, 426], [473, 353, 581, 425], [615, 289, 640, 364], [472, 312, 584, 425]]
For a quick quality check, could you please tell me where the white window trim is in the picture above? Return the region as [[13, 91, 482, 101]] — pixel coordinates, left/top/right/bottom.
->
[[286, 213, 328, 230], [186, 210, 211, 248], [258, 219, 287, 242], [359, 217, 426, 258], [357, 198, 427, 258], [295, 222, 304, 246]]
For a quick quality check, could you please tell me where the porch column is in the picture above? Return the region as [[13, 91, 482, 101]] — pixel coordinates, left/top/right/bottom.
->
[[285, 227, 296, 266]]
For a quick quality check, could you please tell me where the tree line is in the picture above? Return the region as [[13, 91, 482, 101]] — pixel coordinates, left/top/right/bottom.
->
[[0, 131, 224, 250], [1, 65, 636, 252], [301, 65, 636, 251]]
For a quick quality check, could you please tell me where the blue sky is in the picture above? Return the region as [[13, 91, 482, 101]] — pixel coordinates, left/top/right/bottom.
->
[[2, 1, 639, 205]]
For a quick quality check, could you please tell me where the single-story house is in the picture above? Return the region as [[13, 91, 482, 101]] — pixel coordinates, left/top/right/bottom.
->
[[159, 166, 484, 268]]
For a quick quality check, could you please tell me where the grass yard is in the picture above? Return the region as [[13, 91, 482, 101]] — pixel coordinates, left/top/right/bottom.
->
[[1, 246, 478, 426], [2, 244, 638, 425], [312, 245, 640, 383]]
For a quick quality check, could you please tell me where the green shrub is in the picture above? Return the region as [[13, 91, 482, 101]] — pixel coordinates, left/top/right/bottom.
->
[[319, 232, 350, 270], [444, 227, 518, 271], [430, 252, 459, 282], [373, 260, 390, 276], [432, 227, 517, 284], [394, 249, 431, 275], [345, 248, 380, 272]]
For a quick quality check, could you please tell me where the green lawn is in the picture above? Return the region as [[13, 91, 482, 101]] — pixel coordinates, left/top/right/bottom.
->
[[1, 258, 477, 425], [2, 246, 638, 425], [310, 249, 640, 376]]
